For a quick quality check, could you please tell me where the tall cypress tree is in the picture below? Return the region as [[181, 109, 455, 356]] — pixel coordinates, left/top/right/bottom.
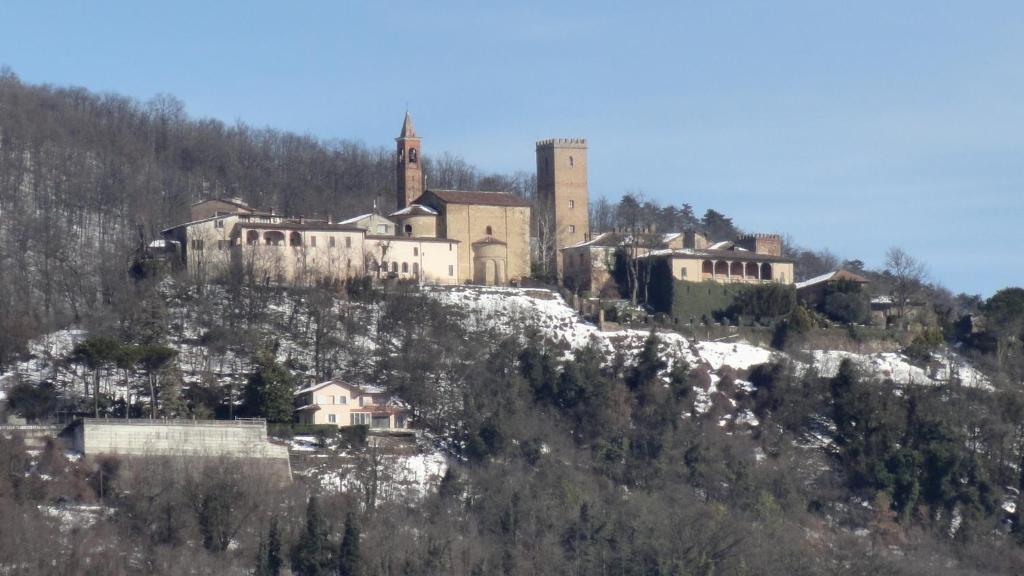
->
[[292, 496, 332, 576], [337, 512, 360, 576]]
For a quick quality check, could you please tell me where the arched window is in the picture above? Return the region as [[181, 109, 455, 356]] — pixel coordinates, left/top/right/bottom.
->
[[409, 148, 417, 163], [391, 262, 398, 273], [404, 224, 412, 236], [402, 262, 409, 273], [485, 225, 493, 236], [398, 148, 404, 162], [289, 231, 302, 247], [413, 262, 419, 276], [569, 155, 574, 168]]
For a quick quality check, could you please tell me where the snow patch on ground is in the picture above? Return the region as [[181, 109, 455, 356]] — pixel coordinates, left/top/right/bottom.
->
[[807, 350, 992, 390], [695, 341, 776, 370]]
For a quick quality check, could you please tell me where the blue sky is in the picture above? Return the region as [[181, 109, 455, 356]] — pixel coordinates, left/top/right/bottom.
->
[[2, 1, 1021, 296]]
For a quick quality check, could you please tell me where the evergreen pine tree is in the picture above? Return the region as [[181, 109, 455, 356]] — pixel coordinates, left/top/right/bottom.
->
[[292, 496, 332, 576], [243, 352, 295, 423], [337, 512, 360, 576]]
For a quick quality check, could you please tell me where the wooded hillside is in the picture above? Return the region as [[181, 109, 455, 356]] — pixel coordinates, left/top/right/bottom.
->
[[0, 70, 534, 362]]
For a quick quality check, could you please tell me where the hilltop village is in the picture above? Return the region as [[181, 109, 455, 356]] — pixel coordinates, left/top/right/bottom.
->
[[161, 112, 794, 293], [2, 105, 1022, 576]]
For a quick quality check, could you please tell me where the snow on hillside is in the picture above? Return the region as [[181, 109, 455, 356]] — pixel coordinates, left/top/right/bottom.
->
[[424, 285, 606, 355], [808, 350, 992, 390], [6, 285, 993, 401], [694, 341, 777, 370], [15, 328, 86, 384], [425, 285, 992, 391]]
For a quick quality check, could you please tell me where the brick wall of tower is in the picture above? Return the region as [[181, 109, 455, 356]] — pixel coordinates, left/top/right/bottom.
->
[[396, 138, 423, 210], [736, 234, 782, 256], [536, 138, 589, 278]]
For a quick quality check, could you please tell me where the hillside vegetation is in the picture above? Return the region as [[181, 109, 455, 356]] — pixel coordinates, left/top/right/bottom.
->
[[1, 72, 1023, 575]]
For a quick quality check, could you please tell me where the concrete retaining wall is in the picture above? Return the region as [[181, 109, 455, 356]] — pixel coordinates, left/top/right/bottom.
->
[[75, 419, 290, 466]]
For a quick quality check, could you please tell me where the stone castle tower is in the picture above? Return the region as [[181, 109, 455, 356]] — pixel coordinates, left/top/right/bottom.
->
[[396, 112, 423, 210], [536, 138, 589, 277]]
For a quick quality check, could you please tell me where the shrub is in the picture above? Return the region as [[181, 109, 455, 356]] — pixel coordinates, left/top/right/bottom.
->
[[904, 328, 944, 362]]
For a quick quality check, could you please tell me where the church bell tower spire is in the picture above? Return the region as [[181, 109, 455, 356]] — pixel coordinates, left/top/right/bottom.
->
[[396, 112, 423, 210]]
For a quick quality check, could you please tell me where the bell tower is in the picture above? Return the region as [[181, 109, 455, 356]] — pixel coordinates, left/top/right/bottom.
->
[[396, 112, 423, 210]]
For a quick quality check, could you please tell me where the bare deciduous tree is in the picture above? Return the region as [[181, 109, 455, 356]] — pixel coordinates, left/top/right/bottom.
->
[[885, 247, 927, 320]]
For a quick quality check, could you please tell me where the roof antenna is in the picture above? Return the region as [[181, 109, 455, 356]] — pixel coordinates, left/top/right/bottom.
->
[[372, 198, 378, 214]]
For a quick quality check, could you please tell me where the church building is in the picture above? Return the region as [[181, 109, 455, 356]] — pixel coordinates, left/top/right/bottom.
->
[[392, 113, 532, 285]]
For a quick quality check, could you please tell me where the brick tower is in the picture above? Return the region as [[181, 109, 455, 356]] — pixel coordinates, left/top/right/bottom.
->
[[396, 112, 423, 210], [536, 138, 589, 279]]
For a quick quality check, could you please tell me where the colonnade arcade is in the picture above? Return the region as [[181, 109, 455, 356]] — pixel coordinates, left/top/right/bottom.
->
[[700, 259, 773, 282]]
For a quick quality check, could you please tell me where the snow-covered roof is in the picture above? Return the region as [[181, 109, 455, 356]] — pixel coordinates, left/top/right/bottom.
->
[[795, 269, 870, 290], [640, 248, 793, 263], [563, 232, 613, 249], [389, 204, 438, 217], [708, 240, 732, 249], [148, 240, 168, 249], [662, 232, 682, 243], [294, 379, 386, 396], [339, 213, 373, 225], [795, 271, 838, 290]]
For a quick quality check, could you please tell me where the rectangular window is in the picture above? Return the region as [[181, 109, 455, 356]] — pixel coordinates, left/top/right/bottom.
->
[[413, 247, 419, 256], [330, 236, 336, 248], [345, 237, 352, 248], [351, 413, 370, 425], [217, 240, 226, 250], [215, 219, 224, 228], [310, 236, 317, 247], [377, 224, 387, 234], [569, 225, 576, 233], [328, 414, 337, 424], [339, 396, 347, 405], [371, 414, 390, 429], [448, 265, 454, 276], [569, 200, 575, 209]]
